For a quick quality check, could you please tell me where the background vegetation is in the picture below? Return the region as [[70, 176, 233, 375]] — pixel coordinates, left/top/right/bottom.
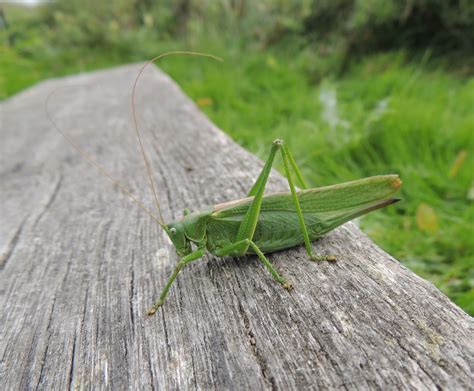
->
[[1, 0, 473, 314]]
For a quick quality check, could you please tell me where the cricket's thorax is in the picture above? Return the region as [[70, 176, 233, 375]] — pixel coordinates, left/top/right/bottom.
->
[[181, 210, 212, 242], [166, 209, 212, 256]]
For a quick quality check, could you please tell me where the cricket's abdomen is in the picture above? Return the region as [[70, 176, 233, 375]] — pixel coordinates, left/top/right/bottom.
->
[[206, 211, 323, 255]]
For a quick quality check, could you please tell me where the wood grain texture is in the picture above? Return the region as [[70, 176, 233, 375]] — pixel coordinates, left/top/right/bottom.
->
[[1, 64, 472, 390]]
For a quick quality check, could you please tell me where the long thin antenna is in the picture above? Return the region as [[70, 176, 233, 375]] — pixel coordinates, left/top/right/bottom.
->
[[131, 51, 223, 224], [45, 89, 164, 227]]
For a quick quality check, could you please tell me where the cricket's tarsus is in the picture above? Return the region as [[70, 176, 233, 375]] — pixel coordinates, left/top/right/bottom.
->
[[310, 255, 337, 262], [46, 51, 402, 317]]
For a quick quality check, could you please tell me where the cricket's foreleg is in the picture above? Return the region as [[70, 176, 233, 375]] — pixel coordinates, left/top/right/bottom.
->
[[214, 239, 292, 290], [147, 247, 205, 316], [280, 144, 335, 262]]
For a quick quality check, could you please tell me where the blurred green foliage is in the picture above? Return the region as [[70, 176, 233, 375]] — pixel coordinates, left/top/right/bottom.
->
[[1, 0, 473, 314]]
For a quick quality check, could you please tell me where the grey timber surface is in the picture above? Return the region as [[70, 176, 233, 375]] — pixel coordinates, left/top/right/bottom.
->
[[1, 64, 472, 390]]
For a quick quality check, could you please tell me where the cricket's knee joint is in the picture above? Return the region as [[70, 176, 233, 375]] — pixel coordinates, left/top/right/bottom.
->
[[272, 139, 284, 147], [232, 239, 250, 255]]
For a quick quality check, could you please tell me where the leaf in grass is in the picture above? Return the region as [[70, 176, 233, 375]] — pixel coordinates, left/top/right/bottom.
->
[[467, 182, 474, 201], [449, 149, 467, 178], [196, 97, 213, 107], [416, 203, 439, 233]]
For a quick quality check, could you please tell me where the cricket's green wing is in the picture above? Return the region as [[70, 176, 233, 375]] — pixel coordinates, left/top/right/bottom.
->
[[207, 175, 401, 254]]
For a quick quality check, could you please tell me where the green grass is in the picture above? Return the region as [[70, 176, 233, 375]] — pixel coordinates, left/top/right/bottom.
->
[[1, 8, 473, 314]]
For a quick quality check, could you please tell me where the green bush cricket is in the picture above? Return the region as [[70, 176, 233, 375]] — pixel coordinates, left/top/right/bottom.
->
[[47, 52, 402, 316]]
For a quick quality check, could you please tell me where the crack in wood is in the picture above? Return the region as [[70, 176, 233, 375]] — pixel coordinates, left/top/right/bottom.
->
[[32, 171, 63, 230], [236, 299, 277, 390], [0, 216, 26, 270], [36, 295, 57, 390], [394, 335, 441, 389], [145, 342, 157, 391], [232, 271, 277, 391], [67, 333, 77, 390], [129, 256, 136, 338]]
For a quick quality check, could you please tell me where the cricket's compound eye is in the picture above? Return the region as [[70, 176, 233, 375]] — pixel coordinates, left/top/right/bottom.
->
[[170, 228, 177, 235]]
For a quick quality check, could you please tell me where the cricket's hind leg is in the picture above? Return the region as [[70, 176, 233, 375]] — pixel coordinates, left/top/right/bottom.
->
[[249, 139, 336, 261], [214, 239, 293, 291], [279, 142, 337, 262]]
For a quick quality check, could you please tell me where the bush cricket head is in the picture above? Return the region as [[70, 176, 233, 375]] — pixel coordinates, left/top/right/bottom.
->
[[164, 221, 192, 257]]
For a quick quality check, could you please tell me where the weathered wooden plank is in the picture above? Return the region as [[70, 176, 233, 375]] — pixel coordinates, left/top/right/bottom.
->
[[1, 64, 472, 390]]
